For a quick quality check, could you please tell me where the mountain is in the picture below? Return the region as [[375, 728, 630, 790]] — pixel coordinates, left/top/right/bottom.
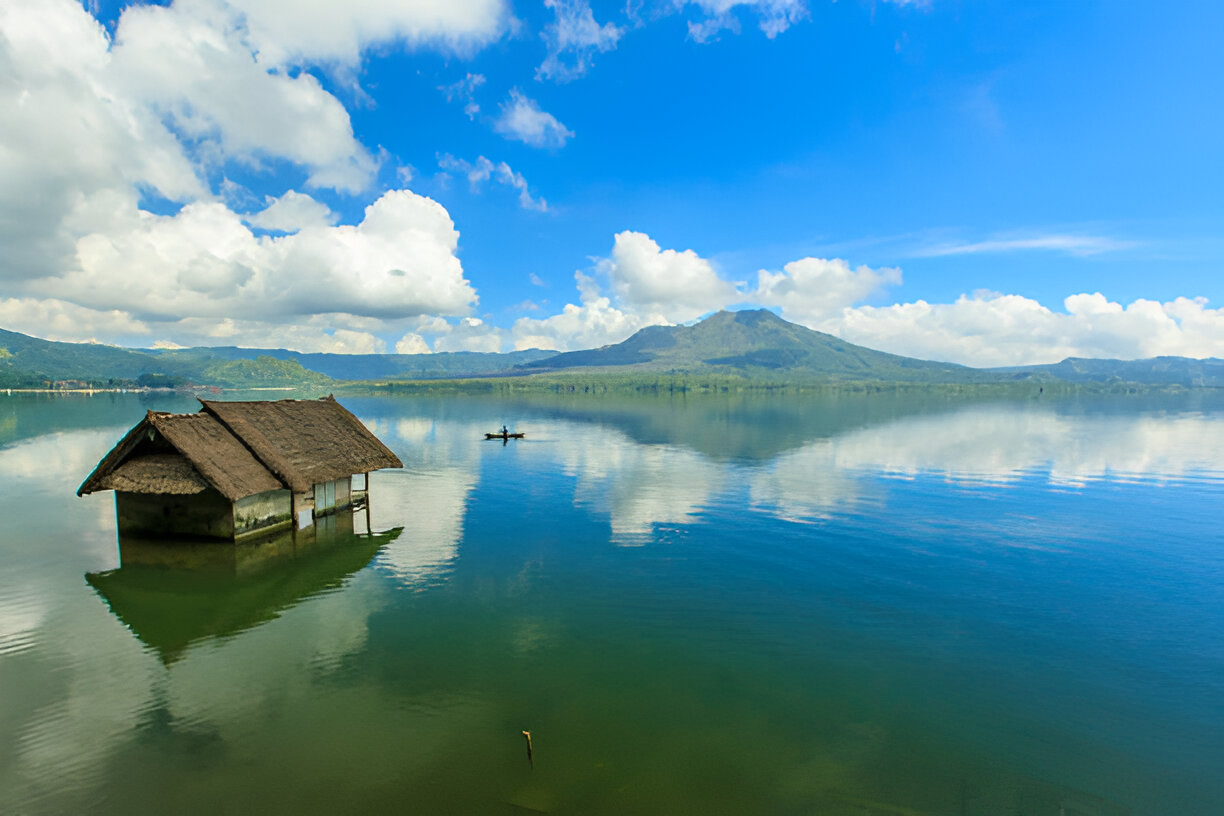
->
[[520, 309, 989, 383], [520, 310, 1224, 387], [3, 312, 1221, 389]]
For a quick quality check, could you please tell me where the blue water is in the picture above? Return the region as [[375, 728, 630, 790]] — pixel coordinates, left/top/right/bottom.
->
[[1, 390, 1222, 814]]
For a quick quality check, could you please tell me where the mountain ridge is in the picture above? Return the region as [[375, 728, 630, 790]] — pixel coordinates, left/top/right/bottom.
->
[[2, 311, 1222, 389]]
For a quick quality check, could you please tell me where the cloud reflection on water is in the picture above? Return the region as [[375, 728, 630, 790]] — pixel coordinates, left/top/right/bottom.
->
[[548, 401, 1224, 532]]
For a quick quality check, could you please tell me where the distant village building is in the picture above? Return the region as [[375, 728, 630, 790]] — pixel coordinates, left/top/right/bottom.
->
[[78, 396, 402, 540]]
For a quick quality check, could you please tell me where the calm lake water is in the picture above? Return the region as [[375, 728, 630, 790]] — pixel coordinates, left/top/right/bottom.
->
[[2, 390, 1223, 815]]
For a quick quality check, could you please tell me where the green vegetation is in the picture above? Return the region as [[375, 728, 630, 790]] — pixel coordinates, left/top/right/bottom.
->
[[1, 309, 1220, 393], [200, 356, 333, 388]]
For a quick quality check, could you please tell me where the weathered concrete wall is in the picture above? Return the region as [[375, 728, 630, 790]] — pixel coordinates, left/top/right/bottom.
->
[[311, 477, 353, 518], [233, 489, 292, 537], [116, 489, 234, 540], [293, 491, 314, 530]]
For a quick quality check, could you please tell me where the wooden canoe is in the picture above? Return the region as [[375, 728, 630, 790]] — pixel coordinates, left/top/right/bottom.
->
[[485, 432, 525, 439]]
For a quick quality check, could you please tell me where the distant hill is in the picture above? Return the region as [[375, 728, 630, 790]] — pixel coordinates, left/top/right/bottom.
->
[[520, 309, 989, 383], [0, 327, 199, 388], [2, 312, 1220, 390], [992, 356, 1224, 388], [150, 346, 555, 380], [0, 326, 557, 388]]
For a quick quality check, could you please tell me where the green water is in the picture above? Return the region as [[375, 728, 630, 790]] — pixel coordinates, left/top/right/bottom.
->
[[1, 390, 1222, 814]]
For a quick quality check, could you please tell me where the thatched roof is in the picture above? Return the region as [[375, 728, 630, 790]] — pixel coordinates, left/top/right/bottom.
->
[[98, 454, 210, 495], [78, 396, 401, 501], [200, 396, 401, 493]]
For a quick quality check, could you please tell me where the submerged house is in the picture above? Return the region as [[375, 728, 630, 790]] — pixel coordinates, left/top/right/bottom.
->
[[78, 396, 402, 540]]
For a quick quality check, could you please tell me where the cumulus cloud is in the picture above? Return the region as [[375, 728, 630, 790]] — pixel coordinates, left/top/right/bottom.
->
[[244, 190, 338, 232], [756, 256, 902, 325], [168, 318, 390, 353], [52, 189, 474, 323], [0, 298, 151, 344], [604, 231, 741, 321], [537, 0, 623, 82], [437, 154, 548, 211], [0, 187, 476, 350], [513, 271, 652, 351], [0, 0, 205, 283], [223, 0, 509, 67], [829, 292, 1224, 367], [684, 0, 808, 42], [110, 0, 379, 193], [511, 232, 742, 351], [433, 317, 507, 352], [395, 333, 432, 354], [0, 0, 519, 354], [494, 90, 574, 148]]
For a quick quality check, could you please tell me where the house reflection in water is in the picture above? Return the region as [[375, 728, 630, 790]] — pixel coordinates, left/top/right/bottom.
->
[[86, 511, 402, 664]]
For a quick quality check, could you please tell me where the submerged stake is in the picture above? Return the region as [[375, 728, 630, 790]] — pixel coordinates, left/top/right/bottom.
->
[[522, 730, 534, 769]]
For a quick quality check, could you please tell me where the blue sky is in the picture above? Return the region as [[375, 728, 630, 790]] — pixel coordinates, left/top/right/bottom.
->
[[1, 0, 1221, 365]]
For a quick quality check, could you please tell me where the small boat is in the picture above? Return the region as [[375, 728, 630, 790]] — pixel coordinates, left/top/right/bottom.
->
[[485, 431, 525, 440]]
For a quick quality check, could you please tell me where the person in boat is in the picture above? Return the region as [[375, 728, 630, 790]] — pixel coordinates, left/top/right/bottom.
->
[[501, 425, 508, 436]]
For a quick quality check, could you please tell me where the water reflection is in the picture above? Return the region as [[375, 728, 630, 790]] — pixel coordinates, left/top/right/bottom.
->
[[86, 513, 401, 663], [542, 398, 1224, 530], [365, 414, 483, 587], [560, 433, 728, 545], [3, 392, 1223, 814]]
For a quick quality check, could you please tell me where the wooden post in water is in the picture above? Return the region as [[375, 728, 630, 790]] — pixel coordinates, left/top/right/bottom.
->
[[521, 730, 534, 769]]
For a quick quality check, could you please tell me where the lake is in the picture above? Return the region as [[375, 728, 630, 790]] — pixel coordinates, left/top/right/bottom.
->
[[1, 389, 1222, 814]]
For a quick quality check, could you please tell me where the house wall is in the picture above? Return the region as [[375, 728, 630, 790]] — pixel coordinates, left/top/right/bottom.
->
[[293, 491, 314, 530], [117, 488, 234, 540], [311, 477, 353, 518], [233, 489, 293, 537]]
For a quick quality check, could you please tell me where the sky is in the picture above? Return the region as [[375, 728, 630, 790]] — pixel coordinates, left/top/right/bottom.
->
[[1, 0, 1222, 367]]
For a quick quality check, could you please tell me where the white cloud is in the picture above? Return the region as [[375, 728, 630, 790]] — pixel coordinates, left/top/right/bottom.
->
[[756, 256, 902, 325], [494, 90, 574, 148], [828, 292, 1224, 367], [912, 234, 1135, 258], [0, 0, 515, 354], [395, 333, 431, 354], [29, 189, 474, 333], [108, 0, 379, 194], [0, 298, 151, 343], [245, 190, 338, 232], [437, 155, 548, 211], [433, 317, 507, 352], [684, 0, 807, 42], [508, 228, 741, 353], [0, 0, 205, 283], [439, 72, 486, 119], [513, 271, 654, 351], [537, 0, 622, 82], [509, 231, 1224, 365], [177, 320, 389, 353], [604, 231, 741, 322], [224, 0, 509, 68]]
